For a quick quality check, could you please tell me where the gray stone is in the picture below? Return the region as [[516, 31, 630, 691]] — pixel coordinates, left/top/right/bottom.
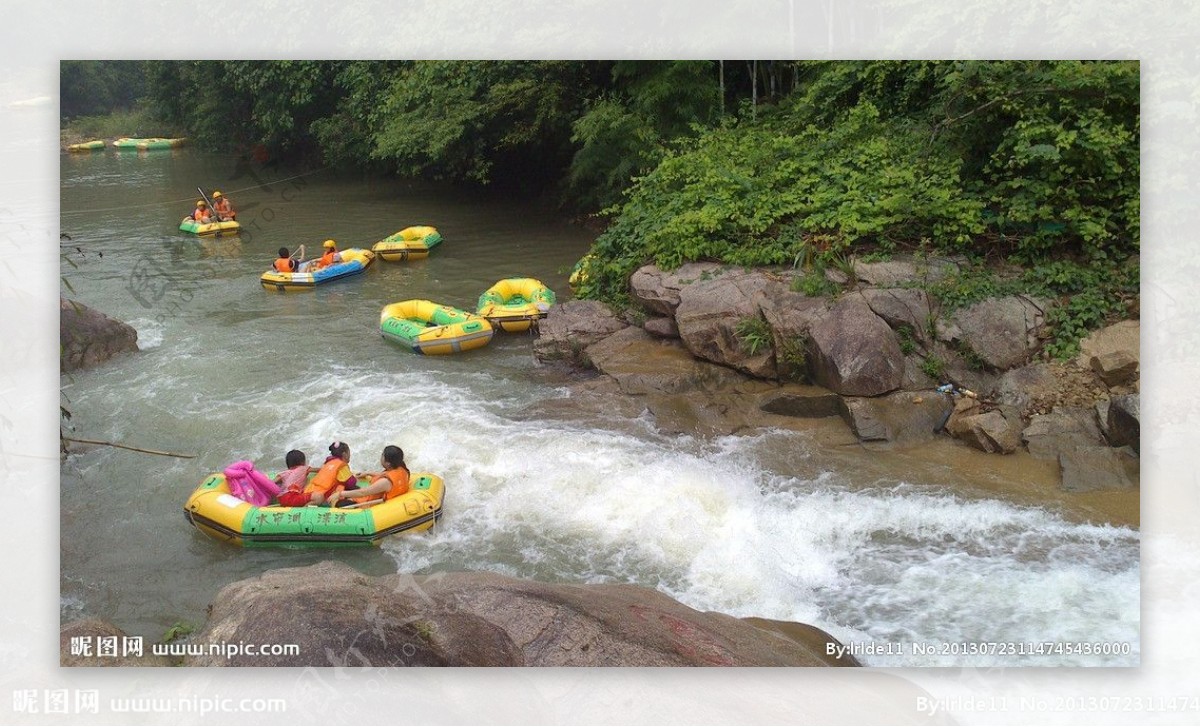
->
[[585, 326, 748, 395], [674, 270, 778, 378], [1095, 399, 1112, 440], [936, 295, 1049, 370], [533, 300, 628, 367], [993, 363, 1061, 411], [948, 409, 1022, 454], [60, 298, 138, 372], [643, 317, 679, 339], [1022, 407, 1105, 460], [1077, 320, 1139, 370], [630, 262, 726, 316], [855, 288, 936, 346], [851, 255, 961, 287], [1090, 350, 1139, 387], [1058, 446, 1139, 492], [1107, 394, 1140, 453], [759, 386, 844, 419], [807, 298, 904, 396], [839, 390, 955, 445]]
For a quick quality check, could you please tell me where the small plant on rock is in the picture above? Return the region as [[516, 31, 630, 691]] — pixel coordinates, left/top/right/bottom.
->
[[735, 315, 773, 356]]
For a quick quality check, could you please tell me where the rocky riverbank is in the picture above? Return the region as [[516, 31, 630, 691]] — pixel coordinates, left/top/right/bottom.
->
[[534, 257, 1140, 506]]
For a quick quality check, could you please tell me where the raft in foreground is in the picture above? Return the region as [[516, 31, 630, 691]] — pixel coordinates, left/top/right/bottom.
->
[[476, 278, 556, 333], [260, 248, 376, 291], [112, 137, 187, 150], [371, 226, 443, 262], [179, 218, 241, 236], [183, 472, 445, 547], [380, 300, 494, 354]]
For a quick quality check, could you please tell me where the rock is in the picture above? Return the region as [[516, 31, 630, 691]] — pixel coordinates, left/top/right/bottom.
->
[[674, 269, 778, 378], [1022, 406, 1105, 460], [186, 562, 854, 667], [1090, 350, 1139, 387], [1077, 320, 1139, 370], [643, 316, 679, 339], [585, 326, 748, 395], [855, 288, 936, 346], [759, 385, 843, 419], [1058, 446, 1139, 492], [60, 298, 138, 372], [630, 262, 725, 316], [1095, 399, 1111, 440], [901, 355, 938, 390], [533, 300, 628, 367], [992, 363, 1061, 412], [839, 390, 955, 445], [61, 619, 173, 667], [807, 298, 904, 396], [936, 295, 1048, 370], [947, 409, 1022, 454], [1107, 394, 1140, 453], [851, 255, 960, 287]]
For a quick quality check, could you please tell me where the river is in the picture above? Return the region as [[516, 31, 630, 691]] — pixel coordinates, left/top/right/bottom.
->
[[59, 148, 1139, 667]]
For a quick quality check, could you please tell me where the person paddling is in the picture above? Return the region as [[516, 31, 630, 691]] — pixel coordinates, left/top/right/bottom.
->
[[273, 245, 305, 273], [311, 239, 342, 270], [211, 190, 236, 221], [189, 199, 211, 223]]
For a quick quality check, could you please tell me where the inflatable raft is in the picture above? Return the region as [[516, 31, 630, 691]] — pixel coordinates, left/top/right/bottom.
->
[[380, 300, 494, 355], [66, 140, 105, 152], [179, 218, 241, 236], [112, 137, 187, 150], [371, 226, 443, 262], [183, 471, 445, 548], [476, 278, 556, 333], [568, 253, 595, 293], [260, 248, 375, 291]]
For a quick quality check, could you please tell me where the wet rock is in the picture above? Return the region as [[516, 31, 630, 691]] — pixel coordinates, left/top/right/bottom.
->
[[1077, 320, 1139, 371], [533, 300, 628, 368], [1022, 406, 1105, 459], [630, 262, 725, 316], [807, 298, 904, 396], [187, 562, 853, 667], [855, 288, 936, 346], [1090, 350, 1139, 387], [60, 298, 138, 372], [840, 390, 955, 445], [936, 295, 1049, 370], [947, 409, 1022, 454], [674, 269, 777, 378], [1058, 446, 1139, 492], [586, 326, 748, 395], [643, 316, 679, 339], [759, 385, 843, 419], [61, 619, 173, 667], [1107, 394, 1140, 453]]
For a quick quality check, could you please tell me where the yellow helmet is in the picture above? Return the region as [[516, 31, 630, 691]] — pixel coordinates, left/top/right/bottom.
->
[[323, 239, 336, 249], [196, 200, 206, 206], [212, 191, 223, 199]]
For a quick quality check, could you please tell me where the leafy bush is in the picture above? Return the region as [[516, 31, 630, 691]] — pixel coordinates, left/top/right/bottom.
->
[[735, 315, 773, 355]]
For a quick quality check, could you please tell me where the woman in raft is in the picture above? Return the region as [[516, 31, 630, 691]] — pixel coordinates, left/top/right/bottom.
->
[[329, 445, 410, 508]]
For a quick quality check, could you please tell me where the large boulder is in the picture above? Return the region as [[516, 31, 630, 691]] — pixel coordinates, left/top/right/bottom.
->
[[1022, 406, 1105, 460], [806, 298, 904, 396], [839, 390, 955, 445], [630, 262, 726, 316], [533, 300, 628, 367], [585, 326, 749, 395], [60, 298, 138, 372], [1090, 350, 1139, 387], [674, 269, 778, 378], [1058, 446, 1139, 492], [1106, 394, 1140, 453], [1077, 320, 1139, 371], [61, 619, 173, 667], [759, 385, 844, 419], [946, 408, 1022, 454], [936, 295, 1049, 370], [992, 362, 1062, 413], [643, 316, 679, 339], [854, 288, 936, 346], [185, 562, 855, 667]]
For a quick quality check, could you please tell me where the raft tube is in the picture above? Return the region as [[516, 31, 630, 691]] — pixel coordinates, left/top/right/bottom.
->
[[568, 253, 595, 293], [260, 248, 376, 292], [183, 471, 445, 548], [380, 299, 494, 355], [476, 278, 556, 333], [66, 140, 105, 152], [112, 137, 187, 150], [179, 217, 241, 236], [371, 226, 443, 262]]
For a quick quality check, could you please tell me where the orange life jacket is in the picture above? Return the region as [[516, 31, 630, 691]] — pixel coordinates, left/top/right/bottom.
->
[[318, 250, 337, 268], [354, 467, 410, 505], [273, 257, 294, 273], [213, 198, 233, 217], [192, 207, 209, 221], [305, 457, 350, 496]]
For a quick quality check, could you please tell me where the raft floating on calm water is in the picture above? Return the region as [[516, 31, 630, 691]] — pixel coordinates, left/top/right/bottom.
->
[[260, 248, 375, 291], [179, 218, 241, 236], [371, 226, 443, 262], [112, 137, 187, 150], [183, 471, 445, 548], [66, 140, 105, 152], [380, 300, 494, 355], [476, 278, 556, 333]]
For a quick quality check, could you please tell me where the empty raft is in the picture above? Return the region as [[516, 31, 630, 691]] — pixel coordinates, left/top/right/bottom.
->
[[371, 226, 443, 262], [476, 278, 556, 333], [380, 300, 494, 354]]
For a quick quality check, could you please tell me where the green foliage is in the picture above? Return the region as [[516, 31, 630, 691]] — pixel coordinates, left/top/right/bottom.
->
[[793, 269, 838, 297], [61, 107, 180, 143], [897, 326, 918, 355], [735, 316, 773, 355], [777, 336, 810, 382], [60, 61, 147, 119], [162, 621, 194, 643], [920, 355, 946, 381], [925, 267, 1021, 311]]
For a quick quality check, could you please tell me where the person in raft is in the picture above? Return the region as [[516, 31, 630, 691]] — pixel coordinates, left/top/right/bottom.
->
[[310, 239, 342, 270], [298, 440, 358, 507], [272, 245, 305, 273], [329, 445, 410, 508], [274, 449, 315, 507], [189, 199, 211, 223], [211, 190, 236, 221]]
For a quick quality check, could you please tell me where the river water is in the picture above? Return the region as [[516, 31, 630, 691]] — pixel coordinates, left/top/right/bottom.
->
[[59, 149, 1139, 667]]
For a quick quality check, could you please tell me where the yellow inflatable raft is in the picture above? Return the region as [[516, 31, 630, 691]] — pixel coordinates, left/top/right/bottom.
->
[[66, 140, 105, 152], [371, 226, 443, 262], [183, 472, 445, 548], [179, 218, 241, 236], [260, 248, 375, 292], [380, 300, 494, 355], [476, 278, 556, 333]]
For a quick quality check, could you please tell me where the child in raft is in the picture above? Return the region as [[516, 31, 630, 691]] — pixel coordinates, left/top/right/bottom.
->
[[276, 441, 357, 507], [328, 445, 410, 508], [274, 449, 315, 507]]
